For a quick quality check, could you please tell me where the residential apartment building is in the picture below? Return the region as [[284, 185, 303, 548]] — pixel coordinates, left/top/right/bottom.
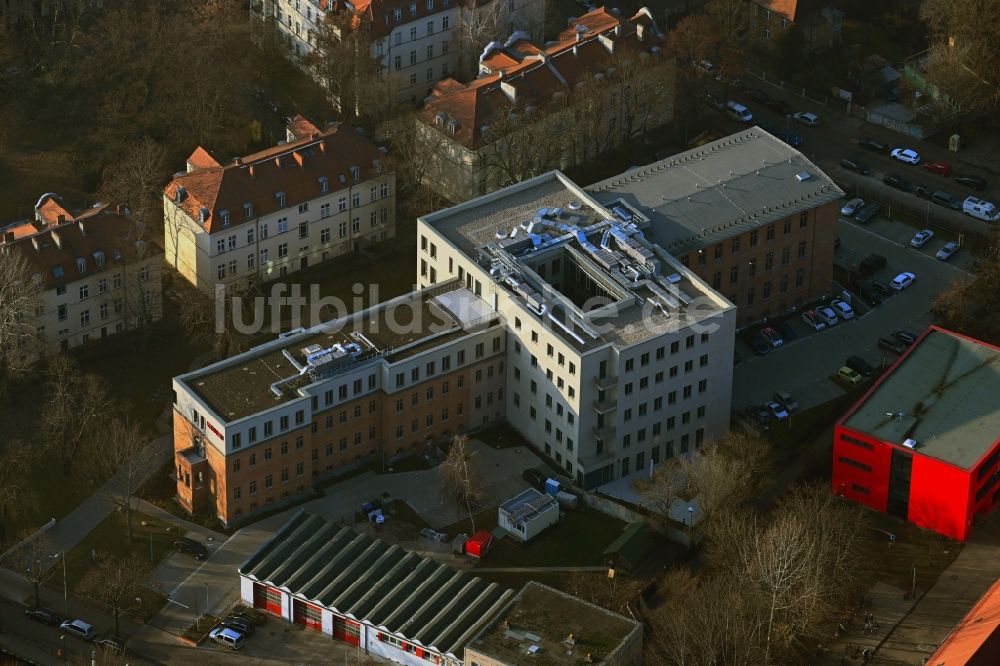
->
[[172, 282, 507, 526], [163, 116, 396, 293], [752, 0, 842, 49], [0, 193, 163, 360], [587, 127, 844, 327], [414, 6, 673, 201], [417, 170, 735, 488]]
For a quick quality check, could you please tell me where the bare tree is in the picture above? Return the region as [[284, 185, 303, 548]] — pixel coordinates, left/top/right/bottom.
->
[[85, 419, 149, 543], [458, 0, 507, 79], [305, 12, 380, 120], [5, 531, 56, 608], [79, 553, 150, 636], [0, 444, 39, 545], [679, 427, 769, 527], [377, 111, 451, 206], [481, 100, 567, 190], [440, 435, 487, 532], [704, 0, 756, 86], [0, 249, 42, 390], [933, 231, 1000, 345], [39, 356, 113, 476], [920, 0, 1000, 115], [633, 462, 684, 528], [99, 137, 168, 239]]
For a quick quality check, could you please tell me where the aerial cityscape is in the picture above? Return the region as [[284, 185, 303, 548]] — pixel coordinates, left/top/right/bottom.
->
[[0, 0, 999, 664]]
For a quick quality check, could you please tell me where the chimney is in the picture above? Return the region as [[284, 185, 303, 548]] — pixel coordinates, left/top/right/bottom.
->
[[51, 230, 62, 249], [31, 237, 40, 251], [57, 214, 66, 225], [318, 140, 326, 153], [293, 151, 305, 167], [498, 68, 506, 79], [249, 165, 256, 178], [575, 24, 587, 41], [637, 24, 646, 42], [2, 230, 13, 244], [77, 220, 86, 236], [235, 157, 243, 166]]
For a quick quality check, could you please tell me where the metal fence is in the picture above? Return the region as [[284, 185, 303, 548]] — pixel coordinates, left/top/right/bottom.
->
[[746, 66, 830, 107]]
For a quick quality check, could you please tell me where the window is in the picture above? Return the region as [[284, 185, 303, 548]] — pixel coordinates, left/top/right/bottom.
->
[[798, 241, 807, 258], [58, 304, 67, 321], [765, 251, 774, 271], [277, 217, 289, 234], [299, 221, 309, 239], [749, 230, 758, 247], [784, 219, 792, 234], [80, 310, 90, 326], [321, 228, 330, 243], [838, 457, 872, 472], [800, 211, 809, 227], [442, 15, 449, 28], [278, 243, 288, 258], [732, 237, 741, 253], [841, 434, 874, 451], [730, 265, 739, 284], [795, 268, 805, 287]]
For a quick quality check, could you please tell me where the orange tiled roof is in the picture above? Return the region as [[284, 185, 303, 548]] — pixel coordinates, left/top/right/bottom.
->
[[332, 0, 453, 40], [164, 118, 385, 234], [926, 577, 1000, 665], [35, 194, 75, 226], [754, 0, 823, 22], [418, 6, 665, 150], [186, 147, 221, 171], [1, 201, 151, 290]]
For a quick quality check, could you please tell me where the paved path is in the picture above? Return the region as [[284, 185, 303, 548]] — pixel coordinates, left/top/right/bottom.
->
[[473, 566, 606, 573]]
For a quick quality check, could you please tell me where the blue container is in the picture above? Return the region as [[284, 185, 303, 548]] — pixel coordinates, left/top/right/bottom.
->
[[545, 479, 560, 496]]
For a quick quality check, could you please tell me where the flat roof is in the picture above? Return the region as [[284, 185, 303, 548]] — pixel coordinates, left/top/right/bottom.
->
[[240, 511, 515, 659], [467, 581, 640, 665], [183, 283, 497, 422], [842, 327, 1000, 469], [499, 488, 558, 523], [587, 127, 844, 255], [422, 171, 731, 351]]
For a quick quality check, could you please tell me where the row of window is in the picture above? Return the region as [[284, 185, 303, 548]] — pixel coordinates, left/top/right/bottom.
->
[[622, 333, 710, 374], [59, 295, 150, 325], [393, 340, 499, 389], [229, 408, 306, 449], [612, 430, 706, 478], [54, 268, 149, 302]]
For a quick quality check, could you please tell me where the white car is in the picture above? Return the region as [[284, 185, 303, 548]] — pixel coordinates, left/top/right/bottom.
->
[[891, 148, 921, 165], [936, 241, 959, 261], [60, 619, 95, 641], [890, 272, 915, 290], [801, 310, 826, 331], [910, 229, 935, 247], [831, 299, 855, 320], [765, 401, 789, 421], [792, 111, 820, 126], [817, 306, 839, 326], [840, 198, 865, 217]]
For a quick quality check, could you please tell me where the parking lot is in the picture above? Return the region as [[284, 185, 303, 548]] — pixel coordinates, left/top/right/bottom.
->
[[732, 211, 972, 412]]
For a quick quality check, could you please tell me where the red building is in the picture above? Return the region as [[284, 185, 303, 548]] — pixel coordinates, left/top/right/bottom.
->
[[832, 327, 1000, 541]]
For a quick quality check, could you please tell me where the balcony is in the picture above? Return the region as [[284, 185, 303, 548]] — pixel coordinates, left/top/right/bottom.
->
[[592, 399, 617, 414], [593, 375, 618, 391], [592, 424, 616, 441]]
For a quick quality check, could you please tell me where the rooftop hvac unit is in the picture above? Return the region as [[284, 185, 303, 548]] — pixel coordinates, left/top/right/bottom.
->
[[795, 171, 814, 182], [902, 439, 917, 449]]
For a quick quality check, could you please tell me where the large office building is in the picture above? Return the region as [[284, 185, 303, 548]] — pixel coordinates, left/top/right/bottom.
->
[[587, 127, 843, 326], [833, 327, 1000, 541], [163, 116, 396, 293]]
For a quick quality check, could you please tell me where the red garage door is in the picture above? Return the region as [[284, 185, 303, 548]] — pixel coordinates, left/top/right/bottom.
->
[[293, 599, 323, 631], [332, 616, 361, 646], [252, 582, 266, 609], [263, 586, 282, 616]]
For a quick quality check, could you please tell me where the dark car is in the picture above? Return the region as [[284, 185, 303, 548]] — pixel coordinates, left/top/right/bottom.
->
[[840, 156, 872, 175], [859, 285, 882, 306], [892, 330, 918, 346], [744, 405, 773, 426], [954, 174, 987, 191], [750, 335, 771, 356], [883, 173, 912, 192], [913, 184, 934, 200], [522, 468, 547, 489], [95, 636, 126, 653], [174, 537, 208, 560], [855, 202, 882, 223], [775, 130, 803, 147], [878, 336, 908, 354], [744, 88, 770, 104], [776, 320, 798, 341], [932, 190, 962, 210], [858, 136, 888, 152], [765, 98, 792, 114], [220, 617, 255, 636], [24, 607, 62, 626], [845, 355, 875, 376], [231, 608, 267, 626], [868, 279, 892, 295], [858, 254, 887, 276]]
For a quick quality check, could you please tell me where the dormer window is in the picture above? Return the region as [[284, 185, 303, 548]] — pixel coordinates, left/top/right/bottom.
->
[[199, 207, 210, 224], [76, 257, 87, 274], [220, 209, 231, 226], [409, 3, 416, 15], [275, 192, 286, 207], [339, 174, 347, 184], [93, 251, 105, 268], [244, 202, 254, 219], [426, 0, 433, 8], [318, 176, 329, 193], [52, 266, 64, 279], [394, 7, 401, 20], [350, 166, 361, 181]]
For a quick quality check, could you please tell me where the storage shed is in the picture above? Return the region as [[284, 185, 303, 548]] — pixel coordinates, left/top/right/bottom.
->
[[497, 488, 560, 542], [465, 531, 495, 558]]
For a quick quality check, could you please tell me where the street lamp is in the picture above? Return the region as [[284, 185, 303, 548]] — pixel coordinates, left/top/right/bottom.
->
[[49, 552, 68, 617], [686, 506, 695, 548]]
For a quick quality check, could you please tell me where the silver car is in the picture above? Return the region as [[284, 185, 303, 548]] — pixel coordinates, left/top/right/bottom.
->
[[840, 198, 865, 217], [936, 241, 959, 261]]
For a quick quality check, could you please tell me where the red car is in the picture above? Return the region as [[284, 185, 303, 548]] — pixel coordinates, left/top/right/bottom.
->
[[922, 160, 951, 176]]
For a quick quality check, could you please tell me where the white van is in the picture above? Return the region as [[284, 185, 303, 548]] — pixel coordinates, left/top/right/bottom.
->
[[963, 196, 1000, 222], [726, 101, 753, 123], [210, 627, 245, 650]]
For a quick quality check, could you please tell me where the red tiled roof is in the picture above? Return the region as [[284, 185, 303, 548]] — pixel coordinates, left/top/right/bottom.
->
[[418, 6, 665, 150], [926, 577, 1000, 665], [186, 147, 221, 171], [35, 194, 74, 226], [287, 114, 324, 140], [1, 203, 151, 290], [754, 0, 823, 22], [164, 118, 386, 234]]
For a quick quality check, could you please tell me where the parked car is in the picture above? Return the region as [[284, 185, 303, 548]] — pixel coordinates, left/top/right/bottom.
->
[[846, 355, 875, 376], [24, 607, 62, 626], [831, 299, 855, 319], [840, 197, 865, 216], [220, 617, 255, 636], [868, 279, 891, 295], [817, 305, 839, 326], [704, 92, 724, 110], [932, 190, 962, 210], [522, 468, 547, 489], [883, 173, 912, 191], [210, 627, 245, 651], [890, 272, 915, 290], [744, 88, 770, 103], [963, 196, 1000, 222], [936, 241, 959, 261], [231, 607, 267, 626], [801, 309, 826, 331], [765, 401, 789, 421], [750, 335, 771, 355], [174, 537, 208, 560], [792, 111, 820, 126], [910, 229, 935, 247], [892, 330, 918, 346], [744, 405, 773, 427], [837, 366, 864, 386], [914, 184, 934, 200], [891, 148, 921, 165], [94, 636, 126, 653], [954, 174, 987, 191], [858, 136, 888, 152], [922, 160, 951, 176], [858, 254, 887, 276], [878, 336, 908, 354], [840, 157, 872, 176], [60, 619, 96, 641], [759, 326, 784, 347], [774, 130, 803, 147], [765, 98, 792, 114], [775, 320, 798, 341], [855, 202, 882, 223], [859, 283, 882, 306], [773, 390, 799, 413], [726, 101, 753, 123]]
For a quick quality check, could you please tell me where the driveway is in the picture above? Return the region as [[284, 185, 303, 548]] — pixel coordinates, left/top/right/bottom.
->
[[732, 214, 970, 411]]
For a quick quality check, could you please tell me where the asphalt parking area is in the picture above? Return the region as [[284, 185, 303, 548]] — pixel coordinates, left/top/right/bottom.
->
[[202, 619, 381, 664]]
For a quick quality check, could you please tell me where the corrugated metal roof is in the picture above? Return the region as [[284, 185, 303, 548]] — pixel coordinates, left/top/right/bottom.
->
[[239, 511, 515, 657]]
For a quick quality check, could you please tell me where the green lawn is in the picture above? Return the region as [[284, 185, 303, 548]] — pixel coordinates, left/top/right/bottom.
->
[[481, 508, 626, 569]]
